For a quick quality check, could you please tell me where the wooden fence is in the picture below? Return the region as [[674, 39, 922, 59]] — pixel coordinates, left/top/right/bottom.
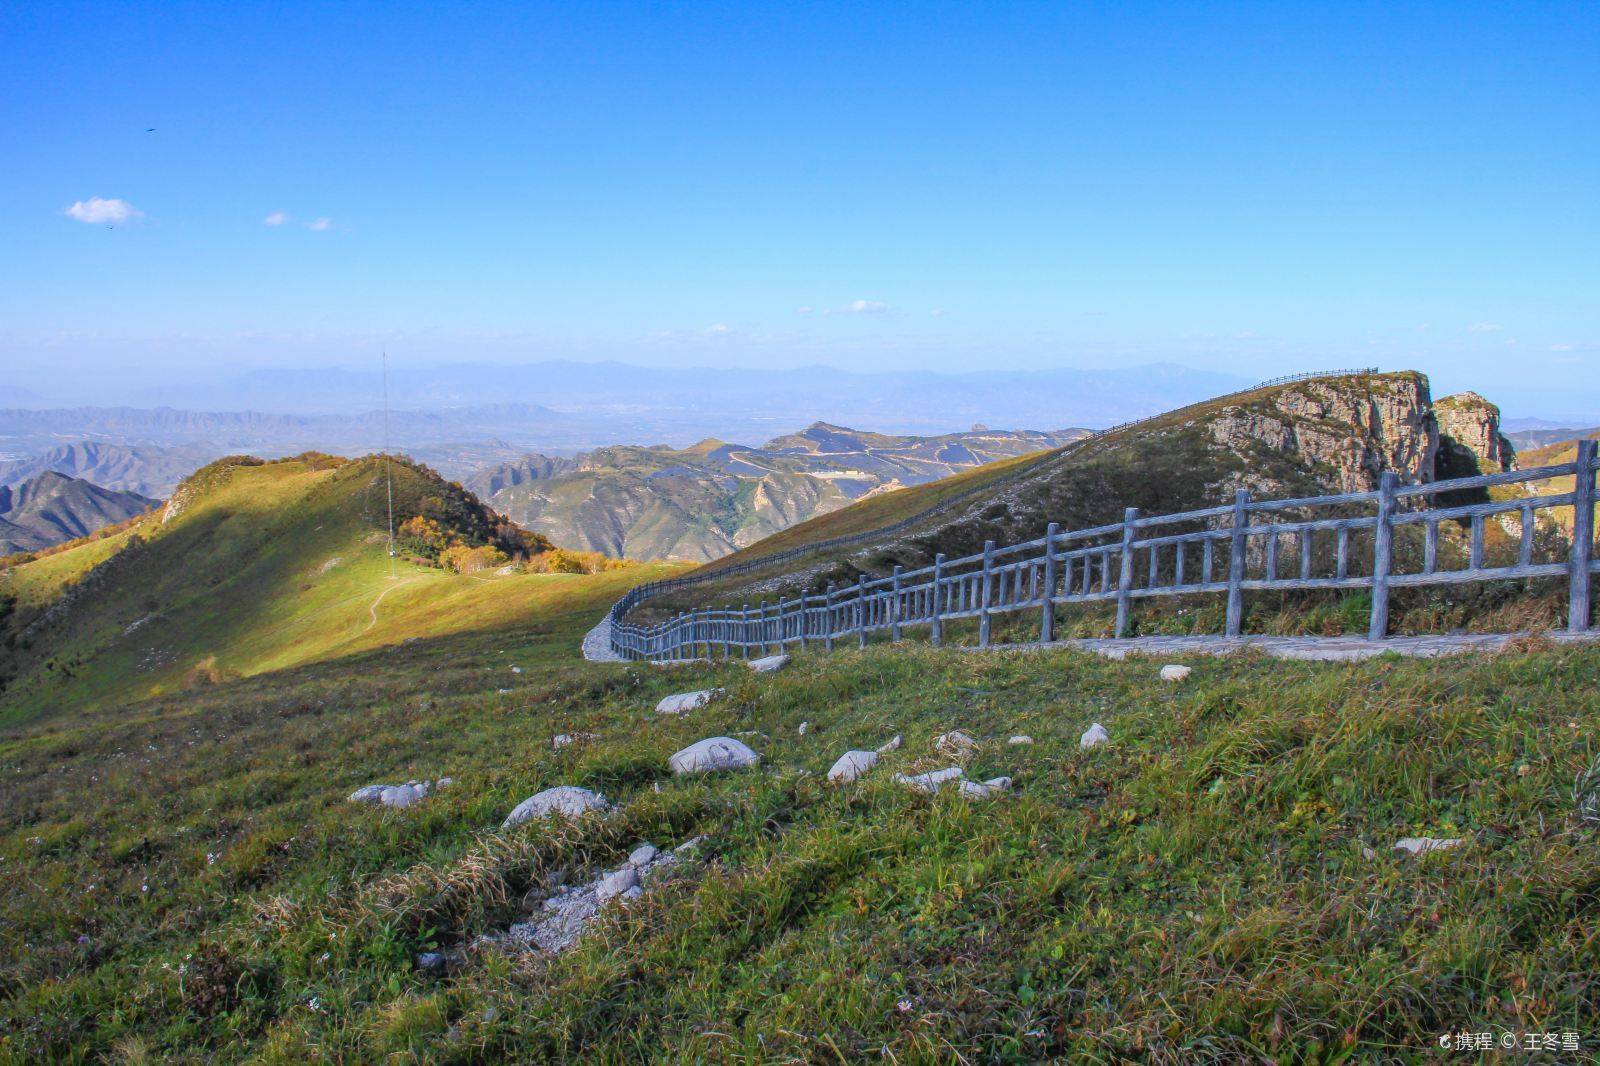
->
[[607, 438, 1597, 660]]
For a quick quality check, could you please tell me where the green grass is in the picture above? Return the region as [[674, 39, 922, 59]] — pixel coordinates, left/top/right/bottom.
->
[[0, 454, 679, 724], [4, 580, 1598, 1060]]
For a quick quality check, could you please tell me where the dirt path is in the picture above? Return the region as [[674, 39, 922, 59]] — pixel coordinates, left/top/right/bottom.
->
[[362, 577, 423, 635]]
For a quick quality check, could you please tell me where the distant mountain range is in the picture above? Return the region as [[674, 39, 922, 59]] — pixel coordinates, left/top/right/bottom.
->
[[464, 422, 1089, 561], [0, 442, 217, 498], [1505, 425, 1598, 452], [0, 472, 157, 555], [0, 360, 1247, 451]]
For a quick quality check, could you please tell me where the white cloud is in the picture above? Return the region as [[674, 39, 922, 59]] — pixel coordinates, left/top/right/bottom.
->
[[796, 305, 814, 315], [308, 217, 332, 232], [263, 210, 289, 227], [707, 323, 731, 334], [845, 299, 889, 315], [930, 308, 949, 318], [1236, 330, 1258, 339], [64, 197, 142, 224], [1550, 343, 1577, 352], [1468, 321, 1503, 333]]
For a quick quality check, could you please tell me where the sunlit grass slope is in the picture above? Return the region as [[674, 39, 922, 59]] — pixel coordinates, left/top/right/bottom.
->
[[0, 453, 675, 724]]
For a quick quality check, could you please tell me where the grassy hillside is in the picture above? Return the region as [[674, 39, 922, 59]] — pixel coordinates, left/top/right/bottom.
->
[[0, 453, 668, 724], [652, 372, 1433, 616], [2, 591, 1597, 1059]]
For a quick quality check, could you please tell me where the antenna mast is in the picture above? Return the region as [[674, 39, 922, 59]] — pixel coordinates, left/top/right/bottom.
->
[[382, 351, 396, 573]]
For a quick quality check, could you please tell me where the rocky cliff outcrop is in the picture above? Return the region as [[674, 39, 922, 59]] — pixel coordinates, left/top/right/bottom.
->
[[1204, 372, 1437, 492], [1434, 392, 1515, 478]]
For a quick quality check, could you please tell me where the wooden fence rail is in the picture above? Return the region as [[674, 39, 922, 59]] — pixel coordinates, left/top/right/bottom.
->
[[607, 439, 1599, 660]]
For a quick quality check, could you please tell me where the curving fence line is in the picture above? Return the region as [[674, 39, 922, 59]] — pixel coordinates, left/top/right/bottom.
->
[[606, 367, 1462, 658]]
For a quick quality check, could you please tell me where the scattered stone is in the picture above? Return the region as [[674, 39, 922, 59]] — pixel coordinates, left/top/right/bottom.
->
[[827, 750, 879, 783], [381, 784, 425, 809], [797, 721, 810, 736], [656, 689, 721, 715], [895, 766, 965, 794], [958, 776, 1013, 799], [436, 777, 453, 788], [502, 786, 611, 829], [674, 836, 705, 855], [749, 654, 791, 673], [348, 784, 394, 804], [551, 734, 575, 750], [669, 737, 761, 774], [934, 730, 978, 756], [1160, 664, 1192, 682], [1007, 735, 1034, 746], [627, 843, 658, 867], [1393, 836, 1464, 857], [511, 666, 523, 674], [877, 734, 903, 754], [493, 838, 694, 953], [415, 950, 460, 974], [595, 865, 640, 901], [1079, 723, 1109, 750]]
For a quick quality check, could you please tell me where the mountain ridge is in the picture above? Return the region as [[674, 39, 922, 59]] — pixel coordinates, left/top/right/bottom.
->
[[465, 423, 1091, 562], [0, 472, 157, 555]]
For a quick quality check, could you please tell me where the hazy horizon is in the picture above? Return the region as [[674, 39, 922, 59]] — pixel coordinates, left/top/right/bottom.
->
[[4, 2, 1597, 419]]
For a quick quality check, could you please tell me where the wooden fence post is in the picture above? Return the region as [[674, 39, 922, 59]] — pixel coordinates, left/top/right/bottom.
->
[[1225, 488, 1251, 637], [1368, 471, 1398, 641], [799, 588, 811, 651], [891, 565, 904, 641], [739, 604, 750, 658], [1041, 522, 1059, 643], [1570, 439, 1596, 632], [758, 600, 769, 656], [979, 540, 996, 647], [857, 574, 869, 649], [931, 554, 946, 647], [823, 583, 835, 652], [1115, 507, 1138, 638], [723, 604, 733, 659]]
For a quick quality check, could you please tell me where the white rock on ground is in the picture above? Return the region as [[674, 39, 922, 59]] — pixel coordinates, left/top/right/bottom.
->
[[827, 750, 880, 783], [595, 865, 640, 901], [502, 785, 611, 828], [656, 689, 721, 715], [877, 734, 903, 754], [1007, 735, 1034, 746], [1080, 723, 1109, 750], [627, 844, 658, 867], [495, 839, 689, 954], [894, 766, 966, 794], [797, 721, 809, 736], [1393, 836, 1465, 857], [1160, 664, 1192, 681], [958, 776, 1013, 799], [749, 654, 791, 673], [381, 784, 425, 809], [668, 737, 761, 775], [934, 730, 978, 756], [348, 784, 394, 804]]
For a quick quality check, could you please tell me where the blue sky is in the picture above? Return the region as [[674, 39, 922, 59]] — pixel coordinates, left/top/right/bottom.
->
[[3, 1, 1598, 415]]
